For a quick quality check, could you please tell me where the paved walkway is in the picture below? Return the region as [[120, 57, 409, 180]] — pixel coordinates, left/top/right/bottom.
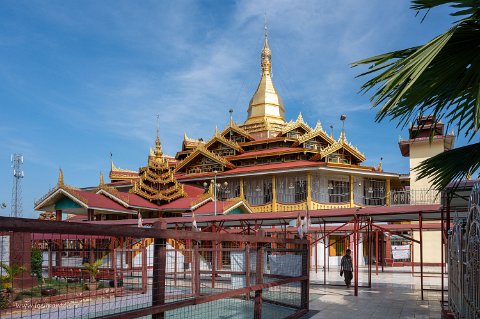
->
[[306, 266, 444, 319], [1, 266, 445, 318]]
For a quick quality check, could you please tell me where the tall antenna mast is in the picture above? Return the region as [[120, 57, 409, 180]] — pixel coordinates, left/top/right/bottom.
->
[[10, 154, 24, 217]]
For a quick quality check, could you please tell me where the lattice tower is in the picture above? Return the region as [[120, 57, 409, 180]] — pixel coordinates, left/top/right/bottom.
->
[[10, 154, 24, 217]]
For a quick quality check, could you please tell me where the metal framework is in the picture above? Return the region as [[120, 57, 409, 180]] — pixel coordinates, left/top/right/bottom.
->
[[10, 154, 24, 218], [448, 183, 480, 319], [0, 217, 309, 319]]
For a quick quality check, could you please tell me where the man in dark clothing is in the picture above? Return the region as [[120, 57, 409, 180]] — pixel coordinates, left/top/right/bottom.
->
[[340, 249, 353, 288]]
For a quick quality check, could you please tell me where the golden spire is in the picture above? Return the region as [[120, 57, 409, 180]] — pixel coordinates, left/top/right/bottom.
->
[[261, 28, 272, 75], [245, 26, 285, 126], [58, 167, 64, 186], [154, 114, 163, 156], [99, 171, 105, 186]]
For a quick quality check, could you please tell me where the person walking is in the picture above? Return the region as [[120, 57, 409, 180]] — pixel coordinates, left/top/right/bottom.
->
[[340, 249, 353, 288]]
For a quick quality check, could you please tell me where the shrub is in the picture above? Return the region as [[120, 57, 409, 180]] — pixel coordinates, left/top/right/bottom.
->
[[31, 247, 43, 279]]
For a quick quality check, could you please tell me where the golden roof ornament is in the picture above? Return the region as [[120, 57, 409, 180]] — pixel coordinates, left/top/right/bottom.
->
[[99, 171, 105, 186], [245, 25, 285, 126], [154, 134, 163, 156], [131, 132, 186, 203], [58, 167, 64, 186], [154, 114, 163, 156], [261, 32, 272, 75]]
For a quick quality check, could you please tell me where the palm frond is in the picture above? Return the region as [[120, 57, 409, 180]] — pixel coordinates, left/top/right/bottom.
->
[[414, 142, 480, 190], [352, 8, 480, 140], [411, 0, 480, 17]]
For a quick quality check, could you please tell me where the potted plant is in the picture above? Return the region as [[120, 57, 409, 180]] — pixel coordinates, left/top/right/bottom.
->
[[82, 258, 103, 291], [0, 263, 26, 302]]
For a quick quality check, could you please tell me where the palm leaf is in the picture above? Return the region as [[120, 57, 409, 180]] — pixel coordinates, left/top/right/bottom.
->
[[352, 17, 480, 139], [353, 1, 480, 190], [414, 142, 480, 190]]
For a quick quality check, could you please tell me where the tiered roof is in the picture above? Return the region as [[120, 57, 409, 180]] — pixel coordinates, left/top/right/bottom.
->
[[131, 134, 186, 203]]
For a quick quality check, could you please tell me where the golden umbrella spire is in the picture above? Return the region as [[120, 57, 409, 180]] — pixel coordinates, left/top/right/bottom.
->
[[245, 20, 285, 125], [154, 114, 162, 156], [261, 21, 271, 75], [99, 171, 105, 186], [58, 167, 64, 186]]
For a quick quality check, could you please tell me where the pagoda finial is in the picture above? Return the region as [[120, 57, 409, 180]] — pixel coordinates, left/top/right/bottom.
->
[[245, 21, 285, 125], [215, 126, 220, 136], [154, 135, 162, 156], [154, 115, 163, 156], [314, 120, 322, 130], [229, 109, 234, 126], [261, 17, 272, 75], [58, 167, 64, 186], [297, 112, 304, 123], [99, 171, 105, 186]]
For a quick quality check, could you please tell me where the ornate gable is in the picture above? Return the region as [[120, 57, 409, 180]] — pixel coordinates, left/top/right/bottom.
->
[[292, 121, 335, 147], [205, 128, 244, 156], [109, 161, 139, 181], [175, 144, 235, 174], [310, 132, 366, 163], [280, 113, 311, 138], [221, 120, 254, 143]]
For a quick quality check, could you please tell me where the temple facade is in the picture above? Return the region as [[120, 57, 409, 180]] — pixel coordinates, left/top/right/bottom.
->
[[169, 32, 398, 213], [35, 32, 404, 220]]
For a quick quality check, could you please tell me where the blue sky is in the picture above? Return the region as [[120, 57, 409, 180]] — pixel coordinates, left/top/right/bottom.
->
[[0, 0, 466, 218]]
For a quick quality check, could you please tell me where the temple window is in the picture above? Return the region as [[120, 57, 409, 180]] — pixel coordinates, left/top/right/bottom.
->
[[243, 176, 272, 205], [304, 140, 320, 150], [363, 179, 386, 206], [185, 157, 224, 174], [217, 180, 240, 200], [228, 133, 245, 143], [276, 174, 307, 203], [327, 152, 351, 164], [311, 173, 328, 202], [328, 179, 350, 203], [286, 129, 302, 139]]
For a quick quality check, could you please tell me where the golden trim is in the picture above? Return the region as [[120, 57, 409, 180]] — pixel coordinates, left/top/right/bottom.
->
[[281, 113, 311, 135], [221, 123, 254, 141], [239, 177, 245, 200], [205, 131, 244, 153], [349, 175, 354, 208], [175, 144, 235, 173], [228, 148, 316, 161], [386, 178, 391, 207], [293, 121, 335, 146], [272, 175, 277, 211], [307, 172, 312, 209]]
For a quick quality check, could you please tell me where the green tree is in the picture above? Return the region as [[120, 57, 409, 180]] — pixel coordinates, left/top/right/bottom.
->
[[352, 0, 480, 190], [31, 247, 43, 279], [82, 258, 104, 283], [0, 263, 26, 289]]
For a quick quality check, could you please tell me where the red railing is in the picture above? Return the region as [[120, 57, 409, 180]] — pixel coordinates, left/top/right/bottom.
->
[[0, 217, 309, 319]]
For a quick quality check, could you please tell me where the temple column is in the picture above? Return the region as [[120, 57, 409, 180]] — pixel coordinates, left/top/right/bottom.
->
[[55, 209, 62, 267], [271, 175, 277, 212], [55, 209, 62, 221], [386, 178, 391, 206], [88, 208, 94, 221], [349, 175, 354, 208], [306, 172, 312, 210], [239, 177, 245, 200]]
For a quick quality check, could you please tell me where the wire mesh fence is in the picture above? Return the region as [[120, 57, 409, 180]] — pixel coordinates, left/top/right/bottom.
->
[[0, 217, 309, 319], [448, 182, 480, 319]]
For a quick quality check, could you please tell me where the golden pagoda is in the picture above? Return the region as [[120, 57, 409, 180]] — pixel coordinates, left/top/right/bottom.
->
[[130, 132, 185, 204], [243, 31, 286, 136]]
